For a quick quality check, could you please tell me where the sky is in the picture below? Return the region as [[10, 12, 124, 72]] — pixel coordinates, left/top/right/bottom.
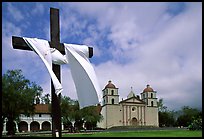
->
[[2, 2, 202, 111]]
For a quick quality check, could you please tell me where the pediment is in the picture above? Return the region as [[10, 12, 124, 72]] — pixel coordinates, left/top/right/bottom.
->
[[120, 96, 145, 104]]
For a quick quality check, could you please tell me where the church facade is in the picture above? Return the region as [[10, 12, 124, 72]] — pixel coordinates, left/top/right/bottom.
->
[[97, 81, 159, 129]]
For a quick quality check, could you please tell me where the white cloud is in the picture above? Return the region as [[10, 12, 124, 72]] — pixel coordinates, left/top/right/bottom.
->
[[7, 3, 24, 22], [31, 3, 45, 15]]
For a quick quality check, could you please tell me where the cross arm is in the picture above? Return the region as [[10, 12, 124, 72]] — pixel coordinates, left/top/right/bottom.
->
[[12, 36, 65, 54], [12, 36, 93, 58]]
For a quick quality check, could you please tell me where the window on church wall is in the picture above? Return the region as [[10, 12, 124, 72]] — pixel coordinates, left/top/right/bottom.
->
[[151, 101, 154, 107], [111, 90, 114, 95], [111, 98, 114, 104], [151, 93, 153, 98], [132, 107, 136, 111]]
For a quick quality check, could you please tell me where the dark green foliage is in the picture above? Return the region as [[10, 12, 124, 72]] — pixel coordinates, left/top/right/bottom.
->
[[159, 111, 175, 127], [2, 69, 43, 135], [157, 98, 176, 127], [41, 93, 50, 104], [157, 99, 202, 128], [60, 96, 103, 131], [61, 96, 79, 129], [175, 106, 202, 127], [80, 105, 103, 130], [188, 115, 202, 130]]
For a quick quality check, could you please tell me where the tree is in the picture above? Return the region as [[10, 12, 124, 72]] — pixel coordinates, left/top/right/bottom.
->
[[188, 115, 202, 130], [41, 93, 51, 104], [81, 105, 103, 130], [159, 111, 175, 127], [2, 69, 43, 135], [176, 106, 201, 127], [60, 95, 103, 132], [157, 98, 167, 112], [61, 96, 79, 131], [157, 98, 176, 127]]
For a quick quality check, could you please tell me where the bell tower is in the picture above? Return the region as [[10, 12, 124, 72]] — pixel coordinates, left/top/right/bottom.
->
[[140, 84, 159, 126], [141, 84, 157, 107], [102, 80, 119, 106]]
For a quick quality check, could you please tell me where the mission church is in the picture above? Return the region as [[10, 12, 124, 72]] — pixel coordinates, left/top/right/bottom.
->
[[97, 80, 159, 129]]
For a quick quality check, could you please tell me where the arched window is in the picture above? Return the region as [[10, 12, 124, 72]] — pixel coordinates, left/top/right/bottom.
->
[[151, 101, 154, 107], [111, 98, 114, 104], [151, 93, 153, 98], [111, 90, 114, 95]]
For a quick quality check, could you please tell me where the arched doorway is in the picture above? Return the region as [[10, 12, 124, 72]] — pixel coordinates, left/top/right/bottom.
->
[[18, 121, 28, 132], [42, 121, 51, 131], [131, 117, 138, 126], [30, 121, 40, 131], [6, 121, 16, 134]]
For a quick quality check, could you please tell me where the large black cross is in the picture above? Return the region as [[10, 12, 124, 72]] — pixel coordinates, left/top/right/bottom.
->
[[12, 7, 93, 137]]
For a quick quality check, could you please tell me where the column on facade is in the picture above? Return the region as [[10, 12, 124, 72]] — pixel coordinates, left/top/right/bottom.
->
[[140, 106, 143, 125], [15, 121, 19, 132], [61, 123, 64, 130], [39, 122, 42, 130], [137, 106, 139, 125], [3, 122, 7, 133], [126, 105, 128, 126], [129, 106, 131, 126], [144, 106, 146, 126], [28, 123, 30, 132]]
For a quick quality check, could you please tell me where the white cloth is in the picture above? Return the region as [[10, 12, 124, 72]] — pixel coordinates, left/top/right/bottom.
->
[[23, 37, 101, 108], [50, 48, 68, 65], [23, 37, 63, 95], [64, 43, 102, 108]]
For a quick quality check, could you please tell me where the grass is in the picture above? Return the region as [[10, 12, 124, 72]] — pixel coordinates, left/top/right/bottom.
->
[[3, 129, 202, 137], [62, 130, 202, 137]]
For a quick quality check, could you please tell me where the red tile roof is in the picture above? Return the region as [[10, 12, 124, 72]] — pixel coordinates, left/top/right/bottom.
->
[[34, 104, 51, 114]]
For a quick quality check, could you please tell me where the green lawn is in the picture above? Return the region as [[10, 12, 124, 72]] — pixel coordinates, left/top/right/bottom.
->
[[3, 129, 202, 137], [63, 130, 202, 137]]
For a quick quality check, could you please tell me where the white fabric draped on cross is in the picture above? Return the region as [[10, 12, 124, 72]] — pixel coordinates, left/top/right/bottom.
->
[[23, 37, 101, 109]]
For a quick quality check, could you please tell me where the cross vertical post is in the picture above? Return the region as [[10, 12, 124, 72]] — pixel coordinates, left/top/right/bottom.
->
[[50, 8, 62, 137]]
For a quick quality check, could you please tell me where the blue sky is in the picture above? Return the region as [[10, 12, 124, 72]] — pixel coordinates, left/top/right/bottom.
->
[[2, 2, 202, 111]]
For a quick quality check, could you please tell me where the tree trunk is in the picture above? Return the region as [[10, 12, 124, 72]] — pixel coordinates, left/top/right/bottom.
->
[[6, 116, 15, 136]]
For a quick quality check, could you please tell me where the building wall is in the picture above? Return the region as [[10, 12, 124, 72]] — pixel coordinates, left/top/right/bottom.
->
[[97, 106, 107, 128], [105, 104, 122, 128], [145, 107, 159, 126], [97, 104, 122, 129], [121, 104, 146, 126]]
